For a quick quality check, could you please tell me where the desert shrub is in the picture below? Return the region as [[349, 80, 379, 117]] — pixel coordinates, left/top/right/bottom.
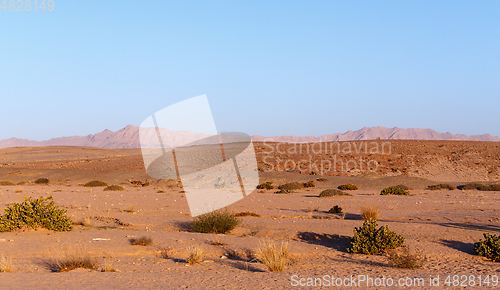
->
[[395, 184, 413, 190], [427, 184, 455, 190], [474, 233, 500, 262], [257, 181, 274, 190], [275, 189, 293, 194], [381, 186, 409, 196], [338, 184, 358, 190], [157, 190, 165, 193], [360, 204, 380, 221], [84, 180, 108, 187], [319, 189, 351, 197], [255, 241, 289, 272], [316, 177, 328, 182], [347, 218, 405, 255], [328, 205, 343, 214], [16, 181, 26, 185], [303, 180, 315, 188], [35, 178, 49, 185], [278, 182, 303, 191], [310, 171, 319, 175], [191, 210, 239, 234], [103, 185, 124, 191], [234, 211, 260, 217], [0, 196, 72, 232], [0, 255, 14, 273], [387, 247, 425, 269], [0, 181, 15, 186], [46, 246, 98, 272], [186, 246, 203, 265], [130, 236, 153, 246], [456, 183, 496, 191]]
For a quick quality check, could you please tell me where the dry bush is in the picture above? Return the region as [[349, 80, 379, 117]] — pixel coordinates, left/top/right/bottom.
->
[[254, 240, 290, 272], [328, 205, 343, 214], [256, 181, 274, 190], [427, 184, 455, 190], [191, 210, 239, 234], [158, 247, 174, 259], [303, 180, 315, 188], [278, 182, 303, 191], [386, 247, 425, 269], [122, 206, 135, 213], [210, 236, 227, 246], [74, 217, 91, 227], [16, 181, 26, 185], [0, 181, 15, 186], [234, 211, 260, 217], [395, 184, 414, 190], [46, 246, 99, 272], [316, 177, 328, 182], [101, 253, 116, 272], [130, 236, 153, 246], [338, 184, 358, 190], [14, 187, 23, 193], [157, 190, 165, 193], [104, 185, 124, 191], [319, 188, 351, 197], [0, 255, 14, 273], [35, 178, 49, 185], [84, 180, 108, 187], [186, 246, 203, 265], [458, 183, 500, 191], [360, 204, 380, 221]]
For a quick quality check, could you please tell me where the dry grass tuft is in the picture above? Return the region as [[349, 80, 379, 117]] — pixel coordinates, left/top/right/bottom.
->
[[360, 204, 380, 221], [386, 247, 425, 269], [84, 180, 108, 187], [101, 253, 116, 272], [45, 246, 99, 272], [103, 185, 124, 191], [130, 236, 153, 246], [0, 255, 14, 273], [186, 246, 203, 265], [158, 247, 174, 259], [254, 240, 290, 272]]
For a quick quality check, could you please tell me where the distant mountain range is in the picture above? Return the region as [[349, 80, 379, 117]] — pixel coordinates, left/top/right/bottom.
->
[[0, 125, 499, 149]]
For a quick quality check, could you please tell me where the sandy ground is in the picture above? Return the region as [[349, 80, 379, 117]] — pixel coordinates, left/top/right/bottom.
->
[[0, 145, 499, 289]]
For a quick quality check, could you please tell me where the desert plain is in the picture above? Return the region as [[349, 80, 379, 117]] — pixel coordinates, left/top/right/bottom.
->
[[0, 140, 499, 289]]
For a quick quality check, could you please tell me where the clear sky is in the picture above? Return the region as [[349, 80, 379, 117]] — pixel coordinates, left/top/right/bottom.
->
[[1, 1, 499, 141]]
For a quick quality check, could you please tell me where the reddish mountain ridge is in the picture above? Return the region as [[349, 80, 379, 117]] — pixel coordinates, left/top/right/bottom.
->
[[0, 125, 499, 149]]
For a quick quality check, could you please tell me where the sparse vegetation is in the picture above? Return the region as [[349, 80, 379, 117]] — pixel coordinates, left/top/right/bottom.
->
[[101, 255, 116, 272], [474, 233, 500, 262], [0, 255, 14, 273], [316, 177, 328, 182], [278, 182, 303, 191], [255, 240, 290, 272], [310, 171, 319, 175], [0, 196, 72, 232], [0, 181, 15, 186], [428, 184, 455, 190], [157, 190, 165, 193], [46, 246, 98, 272], [234, 211, 260, 217], [186, 246, 203, 265], [257, 181, 274, 190], [191, 210, 239, 234], [458, 183, 500, 191], [84, 180, 108, 187], [387, 247, 425, 269], [360, 204, 380, 221], [347, 218, 405, 255], [34, 178, 49, 185], [103, 185, 124, 191], [319, 188, 351, 197], [303, 180, 315, 188], [338, 184, 358, 190], [130, 236, 153, 246], [275, 189, 293, 194], [328, 205, 343, 214], [395, 184, 413, 190], [381, 186, 409, 195]]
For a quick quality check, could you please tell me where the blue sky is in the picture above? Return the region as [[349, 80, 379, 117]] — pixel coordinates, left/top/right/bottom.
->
[[1, 1, 499, 141]]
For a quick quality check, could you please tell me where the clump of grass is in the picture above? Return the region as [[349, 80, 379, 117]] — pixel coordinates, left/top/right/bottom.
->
[[210, 236, 227, 246], [386, 247, 425, 269], [278, 182, 303, 191], [257, 181, 274, 190], [0, 255, 14, 273], [0, 181, 15, 186], [319, 189, 351, 197], [360, 204, 380, 221], [35, 178, 49, 185], [380, 186, 409, 195], [316, 177, 328, 182], [191, 210, 239, 234], [474, 233, 500, 262], [328, 205, 343, 214], [186, 246, 203, 265], [101, 254, 116, 272], [427, 184, 455, 190], [84, 180, 108, 187], [338, 184, 358, 190], [46, 246, 99, 272], [130, 236, 153, 246], [158, 247, 174, 259], [254, 240, 290, 272], [103, 185, 124, 191], [303, 180, 315, 188], [234, 211, 260, 217], [0, 196, 73, 232], [347, 218, 405, 255]]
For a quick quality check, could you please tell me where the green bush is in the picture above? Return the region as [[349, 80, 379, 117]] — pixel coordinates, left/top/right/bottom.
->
[[338, 184, 358, 190], [191, 210, 239, 234], [257, 181, 274, 190], [84, 180, 108, 187], [347, 218, 405, 255], [474, 233, 500, 262], [0, 196, 72, 232], [103, 185, 124, 191], [380, 186, 409, 196], [428, 184, 455, 190], [303, 180, 315, 188], [328, 205, 343, 214], [319, 189, 351, 197], [34, 178, 49, 185], [278, 182, 303, 191]]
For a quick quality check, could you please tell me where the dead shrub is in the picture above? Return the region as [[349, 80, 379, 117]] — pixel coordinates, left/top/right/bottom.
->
[[386, 247, 425, 269], [360, 204, 380, 221], [186, 246, 203, 265], [130, 236, 153, 246], [254, 240, 290, 272]]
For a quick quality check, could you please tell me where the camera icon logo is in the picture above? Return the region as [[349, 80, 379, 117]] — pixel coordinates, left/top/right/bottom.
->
[[139, 95, 259, 216]]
